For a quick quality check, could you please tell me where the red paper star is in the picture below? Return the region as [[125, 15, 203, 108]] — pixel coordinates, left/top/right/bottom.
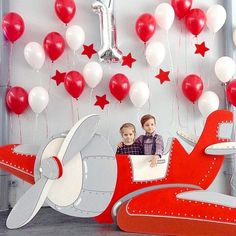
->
[[122, 53, 136, 68], [81, 44, 97, 59], [94, 94, 109, 110], [195, 41, 209, 57], [155, 69, 171, 84], [51, 70, 66, 86]]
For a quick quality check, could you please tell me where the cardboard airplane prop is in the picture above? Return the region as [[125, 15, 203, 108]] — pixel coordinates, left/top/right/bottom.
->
[[1, 110, 236, 235]]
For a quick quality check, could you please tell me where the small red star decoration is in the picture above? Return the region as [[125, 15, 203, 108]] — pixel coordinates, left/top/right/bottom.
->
[[81, 44, 97, 59], [155, 69, 171, 84], [94, 94, 109, 110], [122, 53, 136, 68], [195, 41, 209, 57], [51, 70, 66, 86]]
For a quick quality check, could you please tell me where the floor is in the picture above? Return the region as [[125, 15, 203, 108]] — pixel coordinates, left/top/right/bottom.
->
[[0, 208, 151, 236]]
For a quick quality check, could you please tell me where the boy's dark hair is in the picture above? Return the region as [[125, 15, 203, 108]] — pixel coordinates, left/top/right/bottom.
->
[[141, 114, 156, 127]]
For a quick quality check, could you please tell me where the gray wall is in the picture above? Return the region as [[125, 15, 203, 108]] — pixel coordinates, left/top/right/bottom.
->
[[1, 0, 236, 204]]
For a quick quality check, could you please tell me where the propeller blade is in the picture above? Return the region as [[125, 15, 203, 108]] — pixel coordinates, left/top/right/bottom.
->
[[61, 114, 100, 165], [6, 176, 53, 229]]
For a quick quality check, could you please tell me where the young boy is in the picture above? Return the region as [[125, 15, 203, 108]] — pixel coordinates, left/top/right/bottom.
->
[[136, 114, 164, 167], [116, 123, 143, 155]]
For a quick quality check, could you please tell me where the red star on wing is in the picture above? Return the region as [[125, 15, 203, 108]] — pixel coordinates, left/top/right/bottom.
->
[[195, 41, 209, 57], [122, 53, 136, 68], [94, 94, 110, 110], [81, 44, 97, 59], [155, 69, 171, 84], [51, 70, 66, 86]]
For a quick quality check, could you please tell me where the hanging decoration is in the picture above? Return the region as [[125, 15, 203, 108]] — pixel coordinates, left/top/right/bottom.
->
[[121, 53, 136, 68], [185, 8, 206, 36], [51, 70, 66, 86], [94, 94, 110, 110], [2, 12, 25, 43], [43, 32, 65, 62], [24, 42, 45, 70], [65, 25, 85, 52], [226, 80, 236, 107], [54, 0, 76, 25], [135, 13, 156, 44], [6, 87, 29, 115], [215, 56, 236, 83], [155, 69, 171, 84], [194, 41, 209, 57], [171, 0, 192, 20], [81, 44, 97, 59], [198, 91, 219, 118], [129, 81, 150, 108], [145, 41, 165, 67], [182, 74, 204, 103], [109, 73, 130, 102], [64, 71, 85, 99], [154, 3, 175, 31], [83, 61, 103, 89], [206, 5, 226, 33], [92, 0, 122, 63]]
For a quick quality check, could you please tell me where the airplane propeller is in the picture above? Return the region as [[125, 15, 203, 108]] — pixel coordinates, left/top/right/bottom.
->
[[6, 114, 100, 229]]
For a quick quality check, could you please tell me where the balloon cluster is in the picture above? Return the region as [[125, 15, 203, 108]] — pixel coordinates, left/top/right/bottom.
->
[[215, 57, 236, 107], [6, 86, 49, 116], [109, 73, 150, 108], [181, 74, 219, 118]]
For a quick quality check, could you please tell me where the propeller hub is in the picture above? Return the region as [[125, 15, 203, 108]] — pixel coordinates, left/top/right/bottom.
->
[[40, 156, 63, 180]]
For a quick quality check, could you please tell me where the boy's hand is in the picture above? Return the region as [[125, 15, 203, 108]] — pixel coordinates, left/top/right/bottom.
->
[[117, 142, 124, 148], [149, 155, 159, 168]]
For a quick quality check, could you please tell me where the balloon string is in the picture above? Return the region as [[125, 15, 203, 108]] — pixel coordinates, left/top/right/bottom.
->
[[44, 109, 49, 138], [18, 115, 22, 144], [167, 31, 174, 75], [7, 43, 13, 86], [185, 26, 188, 74], [71, 97, 75, 125], [145, 55, 151, 113], [106, 101, 111, 144], [75, 99, 80, 121], [193, 104, 197, 136], [206, 32, 216, 89], [33, 114, 39, 144], [89, 88, 94, 107], [48, 61, 54, 93]]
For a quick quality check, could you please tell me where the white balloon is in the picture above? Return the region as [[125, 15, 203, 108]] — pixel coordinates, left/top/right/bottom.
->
[[155, 3, 175, 31], [129, 81, 150, 108], [66, 25, 85, 51], [198, 91, 219, 118], [206, 5, 226, 33], [24, 42, 45, 70], [215, 56, 236, 83], [233, 29, 236, 47], [29, 87, 49, 114], [145, 41, 165, 67], [83, 61, 103, 88]]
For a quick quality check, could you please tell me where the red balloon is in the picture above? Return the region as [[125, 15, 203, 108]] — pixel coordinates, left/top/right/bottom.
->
[[2, 12, 25, 43], [227, 80, 236, 107], [171, 0, 192, 19], [55, 0, 76, 25], [64, 71, 85, 99], [135, 13, 156, 43], [43, 32, 65, 62], [6, 87, 28, 115], [182, 74, 203, 103], [185, 8, 206, 36], [109, 73, 130, 102]]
